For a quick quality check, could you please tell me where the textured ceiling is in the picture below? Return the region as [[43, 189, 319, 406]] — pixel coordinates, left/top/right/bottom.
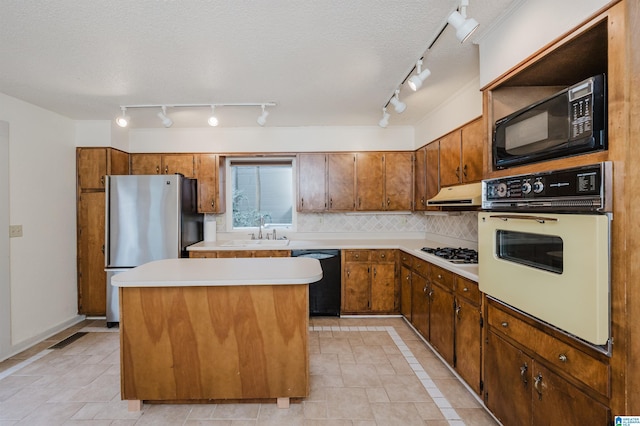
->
[[0, 1, 514, 128]]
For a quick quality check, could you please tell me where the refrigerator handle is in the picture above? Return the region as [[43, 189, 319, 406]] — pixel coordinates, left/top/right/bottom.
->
[[104, 176, 110, 267]]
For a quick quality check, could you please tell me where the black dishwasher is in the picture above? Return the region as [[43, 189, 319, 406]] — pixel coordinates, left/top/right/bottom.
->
[[291, 249, 341, 316]]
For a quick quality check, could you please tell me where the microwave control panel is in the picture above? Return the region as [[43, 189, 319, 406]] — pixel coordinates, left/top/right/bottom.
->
[[482, 162, 612, 212], [569, 79, 594, 139]]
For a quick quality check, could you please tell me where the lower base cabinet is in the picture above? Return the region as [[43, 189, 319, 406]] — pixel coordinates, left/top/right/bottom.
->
[[484, 300, 610, 425], [341, 250, 398, 314]]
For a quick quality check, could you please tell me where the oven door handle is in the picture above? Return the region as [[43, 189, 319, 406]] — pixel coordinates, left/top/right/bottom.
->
[[488, 214, 558, 224]]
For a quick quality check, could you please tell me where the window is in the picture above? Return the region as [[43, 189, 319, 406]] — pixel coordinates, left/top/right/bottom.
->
[[226, 157, 295, 231]]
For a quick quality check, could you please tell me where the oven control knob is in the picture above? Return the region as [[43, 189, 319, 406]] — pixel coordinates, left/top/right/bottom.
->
[[522, 182, 532, 194], [533, 181, 544, 194], [496, 183, 508, 198]]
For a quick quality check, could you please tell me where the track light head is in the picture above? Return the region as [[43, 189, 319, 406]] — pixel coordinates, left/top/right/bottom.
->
[[408, 60, 432, 91], [157, 106, 173, 128], [115, 107, 129, 128], [208, 105, 219, 127], [378, 108, 390, 128], [257, 105, 269, 126], [389, 90, 406, 114], [448, 0, 479, 43]]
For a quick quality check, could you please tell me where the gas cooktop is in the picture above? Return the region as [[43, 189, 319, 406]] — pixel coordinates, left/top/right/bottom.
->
[[419, 247, 478, 264]]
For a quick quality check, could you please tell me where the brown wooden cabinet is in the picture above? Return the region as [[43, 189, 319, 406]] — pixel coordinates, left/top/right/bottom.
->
[[401, 253, 482, 395], [327, 153, 356, 211], [130, 153, 195, 177], [454, 277, 482, 394], [428, 265, 455, 365], [297, 153, 328, 211], [355, 152, 413, 211], [76, 147, 129, 315], [484, 300, 610, 425], [189, 250, 291, 258], [195, 154, 225, 213], [437, 117, 484, 188], [342, 249, 397, 314], [413, 147, 427, 211], [399, 253, 413, 320]]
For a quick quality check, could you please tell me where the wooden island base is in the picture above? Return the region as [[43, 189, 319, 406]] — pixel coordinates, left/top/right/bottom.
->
[[119, 283, 310, 410]]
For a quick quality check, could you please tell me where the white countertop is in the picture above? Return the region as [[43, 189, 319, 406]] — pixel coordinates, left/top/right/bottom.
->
[[111, 257, 323, 287], [188, 238, 479, 282]]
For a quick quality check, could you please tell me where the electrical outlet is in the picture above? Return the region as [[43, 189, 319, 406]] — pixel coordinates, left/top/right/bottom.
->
[[9, 225, 23, 238]]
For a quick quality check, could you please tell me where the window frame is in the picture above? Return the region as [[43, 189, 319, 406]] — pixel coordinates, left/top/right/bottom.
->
[[224, 156, 297, 234]]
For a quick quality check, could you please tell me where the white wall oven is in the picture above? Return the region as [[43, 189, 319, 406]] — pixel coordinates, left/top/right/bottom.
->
[[479, 162, 612, 348]]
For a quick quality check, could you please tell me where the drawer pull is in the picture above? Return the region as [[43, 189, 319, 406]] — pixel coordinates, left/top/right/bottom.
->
[[501, 321, 509, 328], [437, 274, 443, 279], [463, 287, 469, 292], [380, 253, 386, 259], [558, 354, 568, 363]]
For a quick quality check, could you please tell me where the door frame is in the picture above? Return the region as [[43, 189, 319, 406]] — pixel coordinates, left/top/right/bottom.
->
[[0, 121, 11, 359]]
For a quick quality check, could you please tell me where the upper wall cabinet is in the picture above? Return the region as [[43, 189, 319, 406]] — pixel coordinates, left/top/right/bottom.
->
[[297, 153, 328, 212], [439, 117, 484, 187], [195, 154, 226, 214], [130, 153, 195, 177], [77, 147, 129, 190], [355, 152, 413, 211]]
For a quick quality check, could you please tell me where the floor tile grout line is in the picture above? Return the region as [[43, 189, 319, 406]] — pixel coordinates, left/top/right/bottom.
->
[[310, 325, 465, 425], [0, 349, 54, 381]]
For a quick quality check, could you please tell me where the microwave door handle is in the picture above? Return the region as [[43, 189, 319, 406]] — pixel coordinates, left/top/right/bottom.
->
[[488, 214, 559, 224]]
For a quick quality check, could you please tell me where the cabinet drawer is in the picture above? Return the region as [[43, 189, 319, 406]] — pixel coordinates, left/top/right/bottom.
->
[[455, 277, 480, 305], [488, 303, 609, 397], [413, 258, 429, 277], [344, 250, 370, 262], [372, 249, 395, 262], [400, 252, 413, 267], [430, 265, 454, 290]]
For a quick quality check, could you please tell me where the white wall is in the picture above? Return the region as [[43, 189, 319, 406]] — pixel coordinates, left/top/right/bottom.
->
[[0, 93, 81, 359], [0, 121, 10, 360], [75, 120, 129, 152], [413, 76, 483, 147], [477, 0, 613, 88], [128, 125, 414, 153]]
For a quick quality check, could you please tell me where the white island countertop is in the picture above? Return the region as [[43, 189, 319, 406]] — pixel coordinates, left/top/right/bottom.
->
[[111, 257, 323, 288]]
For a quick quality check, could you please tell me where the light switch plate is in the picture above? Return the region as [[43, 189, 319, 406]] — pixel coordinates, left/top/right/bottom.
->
[[9, 225, 22, 238]]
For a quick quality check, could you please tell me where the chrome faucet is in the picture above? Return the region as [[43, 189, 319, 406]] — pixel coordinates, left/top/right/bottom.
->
[[258, 215, 264, 240]]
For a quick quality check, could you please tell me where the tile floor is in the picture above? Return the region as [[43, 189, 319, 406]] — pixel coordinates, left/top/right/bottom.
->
[[0, 317, 499, 425]]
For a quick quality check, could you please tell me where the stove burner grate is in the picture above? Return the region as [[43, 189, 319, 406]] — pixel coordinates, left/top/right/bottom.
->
[[420, 247, 478, 264]]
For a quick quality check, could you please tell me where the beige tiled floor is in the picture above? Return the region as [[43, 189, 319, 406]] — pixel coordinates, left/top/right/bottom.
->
[[0, 317, 498, 425]]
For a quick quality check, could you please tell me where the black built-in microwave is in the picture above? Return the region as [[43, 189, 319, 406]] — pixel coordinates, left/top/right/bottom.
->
[[493, 74, 606, 169]]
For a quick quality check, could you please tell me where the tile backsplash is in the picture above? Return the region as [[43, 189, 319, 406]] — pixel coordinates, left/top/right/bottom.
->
[[209, 211, 478, 243]]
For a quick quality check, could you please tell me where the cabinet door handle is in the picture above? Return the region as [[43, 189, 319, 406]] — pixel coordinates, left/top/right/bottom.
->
[[558, 354, 568, 363], [155, 165, 160, 174], [534, 373, 543, 399], [329, 198, 333, 208], [455, 166, 460, 179], [355, 253, 359, 259], [211, 199, 215, 208], [423, 286, 428, 294], [501, 321, 509, 328], [463, 164, 468, 178], [301, 198, 304, 208], [164, 165, 169, 174], [387, 198, 390, 206], [455, 305, 461, 318], [347, 270, 350, 278], [421, 197, 425, 206], [373, 267, 377, 277], [100, 176, 105, 186], [437, 274, 443, 279], [463, 287, 469, 292], [520, 363, 528, 386], [380, 253, 385, 259]]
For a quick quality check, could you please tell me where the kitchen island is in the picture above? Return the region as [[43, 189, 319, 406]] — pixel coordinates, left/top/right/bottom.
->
[[111, 257, 323, 411]]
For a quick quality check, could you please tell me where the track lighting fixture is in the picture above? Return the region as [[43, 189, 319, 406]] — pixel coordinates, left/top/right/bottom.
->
[[115, 107, 129, 128], [115, 103, 276, 127], [389, 90, 406, 114], [408, 59, 432, 91], [157, 106, 173, 128], [257, 105, 269, 126], [208, 105, 219, 127], [448, 0, 479, 43], [378, 108, 390, 128]]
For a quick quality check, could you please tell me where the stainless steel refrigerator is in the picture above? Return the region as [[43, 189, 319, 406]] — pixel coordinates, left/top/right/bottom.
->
[[104, 174, 202, 326]]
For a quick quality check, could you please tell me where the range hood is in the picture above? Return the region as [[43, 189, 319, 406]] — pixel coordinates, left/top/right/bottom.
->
[[427, 182, 482, 207]]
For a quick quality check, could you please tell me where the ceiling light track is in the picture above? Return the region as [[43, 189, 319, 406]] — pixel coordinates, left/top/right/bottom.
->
[[379, 0, 478, 128], [115, 102, 277, 128]]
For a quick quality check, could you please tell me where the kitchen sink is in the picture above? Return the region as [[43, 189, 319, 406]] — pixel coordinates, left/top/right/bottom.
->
[[221, 239, 290, 247]]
